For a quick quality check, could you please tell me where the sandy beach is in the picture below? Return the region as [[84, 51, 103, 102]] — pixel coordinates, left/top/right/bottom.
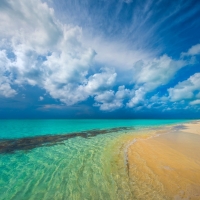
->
[[127, 121, 200, 200]]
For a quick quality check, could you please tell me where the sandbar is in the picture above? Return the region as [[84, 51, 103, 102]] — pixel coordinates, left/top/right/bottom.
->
[[127, 121, 200, 199]]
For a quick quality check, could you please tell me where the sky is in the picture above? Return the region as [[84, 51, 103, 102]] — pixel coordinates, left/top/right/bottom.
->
[[0, 0, 200, 119]]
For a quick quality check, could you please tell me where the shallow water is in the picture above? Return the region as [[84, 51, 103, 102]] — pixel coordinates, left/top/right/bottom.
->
[[0, 119, 189, 200]]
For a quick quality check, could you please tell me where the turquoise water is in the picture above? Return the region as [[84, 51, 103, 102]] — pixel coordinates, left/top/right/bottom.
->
[[0, 119, 190, 200], [0, 119, 188, 139]]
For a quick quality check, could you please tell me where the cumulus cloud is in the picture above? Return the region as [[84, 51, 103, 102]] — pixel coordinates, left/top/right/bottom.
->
[[84, 68, 116, 94], [126, 87, 145, 108], [42, 67, 117, 105], [94, 85, 130, 111], [0, 81, 17, 97], [0, 0, 124, 108], [168, 73, 200, 102], [0, 50, 17, 97], [0, 0, 96, 103], [127, 55, 186, 107]]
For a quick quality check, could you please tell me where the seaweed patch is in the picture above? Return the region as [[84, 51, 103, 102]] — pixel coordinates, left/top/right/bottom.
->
[[0, 127, 135, 154]]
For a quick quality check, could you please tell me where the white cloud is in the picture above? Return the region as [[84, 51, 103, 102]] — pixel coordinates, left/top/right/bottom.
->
[[42, 67, 117, 105], [127, 87, 145, 108], [127, 55, 186, 107], [132, 55, 185, 90], [39, 96, 44, 101], [0, 0, 97, 103], [182, 43, 200, 56], [168, 73, 200, 102], [95, 90, 115, 103], [0, 0, 123, 108], [0, 81, 17, 97], [84, 68, 117, 94], [94, 86, 130, 111], [0, 50, 17, 97], [0, 0, 199, 112], [190, 100, 200, 105], [39, 104, 66, 110], [84, 37, 152, 72]]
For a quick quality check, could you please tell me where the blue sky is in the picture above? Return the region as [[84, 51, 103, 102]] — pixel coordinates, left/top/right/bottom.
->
[[0, 0, 200, 118]]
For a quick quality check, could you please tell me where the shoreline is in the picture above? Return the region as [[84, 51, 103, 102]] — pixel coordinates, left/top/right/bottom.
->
[[126, 120, 200, 199]]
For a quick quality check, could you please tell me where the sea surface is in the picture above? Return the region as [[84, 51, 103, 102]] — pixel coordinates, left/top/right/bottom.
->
[[0, 119, 190, 200]]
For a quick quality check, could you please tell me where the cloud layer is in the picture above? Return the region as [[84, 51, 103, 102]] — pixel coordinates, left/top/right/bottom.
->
[[168, 73, 200, 102], [0, 0, 199, 114]]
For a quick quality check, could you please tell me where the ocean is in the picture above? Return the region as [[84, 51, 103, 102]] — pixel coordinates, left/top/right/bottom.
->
[[0, 119, 189, 200]]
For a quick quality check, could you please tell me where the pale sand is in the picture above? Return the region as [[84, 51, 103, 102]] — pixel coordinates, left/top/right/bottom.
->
[[180, 120, 200, 135], [127, 121, 200, 200]]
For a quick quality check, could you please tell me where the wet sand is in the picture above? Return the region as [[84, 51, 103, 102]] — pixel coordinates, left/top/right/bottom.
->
[[127, 121, 200, 200]]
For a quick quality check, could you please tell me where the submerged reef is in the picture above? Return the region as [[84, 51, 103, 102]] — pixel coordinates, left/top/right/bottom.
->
[[0, 127, 134, 154]]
